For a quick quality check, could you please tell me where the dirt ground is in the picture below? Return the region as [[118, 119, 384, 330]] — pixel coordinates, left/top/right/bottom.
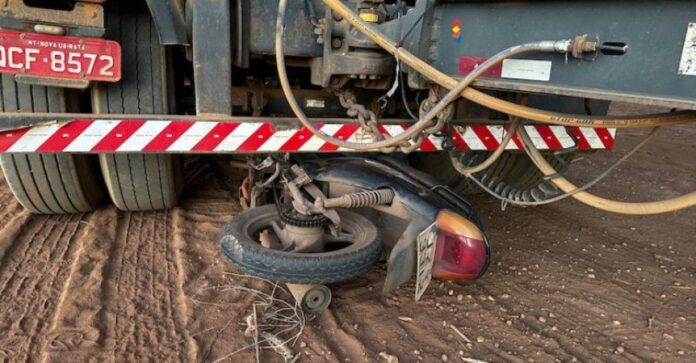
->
[[0, 103, 694, 362]]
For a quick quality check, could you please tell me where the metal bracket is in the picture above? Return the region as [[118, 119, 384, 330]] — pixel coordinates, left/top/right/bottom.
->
[[192, 0, 232, 115], [144, 0, 189, 45], [0, 0, 104, 37]]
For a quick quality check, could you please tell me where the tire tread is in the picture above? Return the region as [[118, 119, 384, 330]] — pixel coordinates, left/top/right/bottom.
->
[[411, 151, 575, 199], [0, 74, 103, 214], [95, 0, 180, 212], [221, 205, 383, 284]]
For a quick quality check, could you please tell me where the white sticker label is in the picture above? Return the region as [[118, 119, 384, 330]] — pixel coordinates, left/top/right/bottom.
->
[[305, 99, 326, 108], [678, 23, 696, 76], [501, 59, 552, 81]]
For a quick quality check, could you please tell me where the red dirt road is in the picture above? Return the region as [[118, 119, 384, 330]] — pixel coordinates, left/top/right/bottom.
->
[[0, 104, 694, 362]]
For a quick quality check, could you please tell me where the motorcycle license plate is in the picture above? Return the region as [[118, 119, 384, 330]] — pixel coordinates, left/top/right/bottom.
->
[[415, 223, 437, 301], [0, 30, 121, 82]]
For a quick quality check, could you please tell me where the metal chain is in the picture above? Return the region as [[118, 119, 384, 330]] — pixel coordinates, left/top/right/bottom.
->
[[390, 86, 454, 153], [419, 86, 455, 134], [337, 86, 452, 153], [338, 89, 383, 139]]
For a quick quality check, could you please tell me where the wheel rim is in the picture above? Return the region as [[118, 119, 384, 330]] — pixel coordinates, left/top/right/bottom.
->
[[243, 208, 371, 255]]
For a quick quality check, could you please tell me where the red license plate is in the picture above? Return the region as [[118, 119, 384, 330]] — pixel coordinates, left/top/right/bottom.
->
[[0, 30, 121, 82]]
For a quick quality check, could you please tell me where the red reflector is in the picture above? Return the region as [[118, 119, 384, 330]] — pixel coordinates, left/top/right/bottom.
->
[[431, 210, 489, 281]]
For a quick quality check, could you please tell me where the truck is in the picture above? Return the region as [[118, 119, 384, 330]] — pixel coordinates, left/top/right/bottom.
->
[[1, 0, 694, 310]]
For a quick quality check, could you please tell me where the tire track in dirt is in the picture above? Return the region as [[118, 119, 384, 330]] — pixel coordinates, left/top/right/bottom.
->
[[0, 174, 27, 241], [168, 209, 199, 361], [38, 207, 123, 362], [0, 212, 30, 262], [0, 213, 86, 362], [0, 176, 33, 294], [38, 207, 197, 362], [0, 192, 20, 223], [170, 168, 247, 362], [38, 160, 231, 362]]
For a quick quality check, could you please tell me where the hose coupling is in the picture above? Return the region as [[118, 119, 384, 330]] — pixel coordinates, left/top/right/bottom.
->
[[539, 35, 598, 58], [570, 34, 598, 58]]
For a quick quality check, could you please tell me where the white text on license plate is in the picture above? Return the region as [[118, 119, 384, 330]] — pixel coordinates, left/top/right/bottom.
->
[[0, 30, 121, 82], [415, 223, 437, 301]]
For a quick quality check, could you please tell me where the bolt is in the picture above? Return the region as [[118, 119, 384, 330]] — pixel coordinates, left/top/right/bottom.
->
[[331, 37, 343, 49]]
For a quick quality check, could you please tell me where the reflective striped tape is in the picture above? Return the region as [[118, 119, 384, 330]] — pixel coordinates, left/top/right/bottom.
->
[[0, 120, 616, 153]]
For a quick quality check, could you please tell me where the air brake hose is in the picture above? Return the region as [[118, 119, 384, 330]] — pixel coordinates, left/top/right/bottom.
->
[[320, 0, 696, 128], [517, 127, 696, 214], [277, 0, 586, 150]]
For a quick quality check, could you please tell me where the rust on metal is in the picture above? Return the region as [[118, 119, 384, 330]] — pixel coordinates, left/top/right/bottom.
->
[[0, 0, 104, 35], [571, 34, 598, 59]]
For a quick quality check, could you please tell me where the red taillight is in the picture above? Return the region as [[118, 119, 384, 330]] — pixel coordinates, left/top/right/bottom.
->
[[431, 210, 489, 281]]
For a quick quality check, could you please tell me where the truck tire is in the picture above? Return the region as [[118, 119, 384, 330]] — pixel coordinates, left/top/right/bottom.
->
[[93, 0, 182, 211], [0, 75, 104, 214], [411, 151, 573, 200], [412, 97, 609, 203], [99, 154, 181, 211], [221, 205, 383, 284]]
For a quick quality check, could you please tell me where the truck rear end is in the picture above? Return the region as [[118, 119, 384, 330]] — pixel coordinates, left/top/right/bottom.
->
[[0, 0, 694, 307]]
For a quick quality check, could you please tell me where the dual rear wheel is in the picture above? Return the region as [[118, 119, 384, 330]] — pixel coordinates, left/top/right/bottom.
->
[[0, 0, 180, 214]]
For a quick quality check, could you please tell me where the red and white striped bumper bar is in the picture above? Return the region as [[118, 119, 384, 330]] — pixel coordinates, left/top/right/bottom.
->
[[0, 119, 616, 153]]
